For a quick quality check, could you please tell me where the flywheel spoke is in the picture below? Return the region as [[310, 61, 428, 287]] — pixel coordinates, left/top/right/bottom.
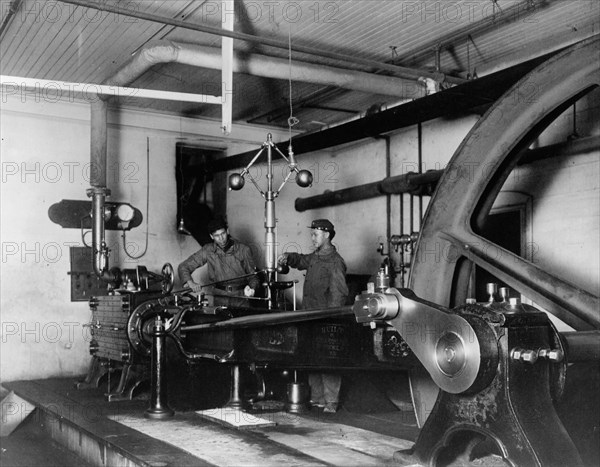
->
[[440, 230, 599, 331]]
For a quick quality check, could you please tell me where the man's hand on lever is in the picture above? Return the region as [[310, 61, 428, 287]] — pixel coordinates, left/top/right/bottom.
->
[[244, 286, 255, 297], [277, 253, 289, 266], [184, 281, 203, 293]]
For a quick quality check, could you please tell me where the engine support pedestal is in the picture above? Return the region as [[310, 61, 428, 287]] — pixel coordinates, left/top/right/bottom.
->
[[395, 306, 581, 467], [145, 316, 174, 419]]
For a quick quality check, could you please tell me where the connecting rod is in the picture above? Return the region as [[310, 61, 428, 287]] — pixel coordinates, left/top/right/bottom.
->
[[353, 288, 488, 394]]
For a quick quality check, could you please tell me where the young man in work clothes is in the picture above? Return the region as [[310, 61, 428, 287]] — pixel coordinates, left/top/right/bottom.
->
[[278, 219, 349, 412], [178, 217, 260, 307]]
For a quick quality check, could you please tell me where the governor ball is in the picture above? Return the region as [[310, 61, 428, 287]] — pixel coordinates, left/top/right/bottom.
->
[[228, 173, 245, 190], [296, 170, 313, 188]]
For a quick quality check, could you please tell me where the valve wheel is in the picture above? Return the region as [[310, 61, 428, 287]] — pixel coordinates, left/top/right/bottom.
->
[[406, 36, 600, 427], [161, 263, 175, 294]]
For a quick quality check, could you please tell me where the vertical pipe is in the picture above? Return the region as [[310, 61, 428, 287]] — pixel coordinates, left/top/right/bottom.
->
[[89, 187, 108, 275], [571, 102, 578, 138], [417, 123, 424, 222], [90, 101, 108, 188], [89, 99, 115, 280], [385, 136, 391, 254], [293, 282, 297, 311], [264, 134, 276, 308], [409, 123, 416, 268], [221, 0, 233, 134], [399, 194, 404, 237], [399, 193, 405, 287], [410, 194, 414, 235]]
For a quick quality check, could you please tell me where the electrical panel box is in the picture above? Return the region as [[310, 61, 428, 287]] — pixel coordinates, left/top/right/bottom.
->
[[69, 247, 110, 301]]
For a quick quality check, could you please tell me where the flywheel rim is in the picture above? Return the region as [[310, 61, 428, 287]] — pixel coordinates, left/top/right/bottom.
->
[[407, 35, 600, 427]]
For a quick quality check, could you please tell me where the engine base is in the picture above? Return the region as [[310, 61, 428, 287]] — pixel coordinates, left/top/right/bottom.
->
[[395, 304, 581, 467]]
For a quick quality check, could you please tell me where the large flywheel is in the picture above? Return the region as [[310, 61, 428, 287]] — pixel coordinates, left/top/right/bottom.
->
[[408, 35, 600, 426]]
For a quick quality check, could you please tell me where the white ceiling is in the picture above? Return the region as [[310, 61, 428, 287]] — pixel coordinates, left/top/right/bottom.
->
[[1, 0, 598, 131]]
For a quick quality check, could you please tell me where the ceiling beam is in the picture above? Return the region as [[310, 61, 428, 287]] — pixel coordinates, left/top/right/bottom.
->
[[0, 0, 23, 42]]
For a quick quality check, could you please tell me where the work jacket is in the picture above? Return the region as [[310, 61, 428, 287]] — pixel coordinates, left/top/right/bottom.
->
[[286, 244, 348, 309], [178, 238, 260, 290]]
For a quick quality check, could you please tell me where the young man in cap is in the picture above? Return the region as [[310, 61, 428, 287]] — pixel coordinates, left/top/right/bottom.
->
[[278, 218, 349, 412], [178, 217, 260, 306]]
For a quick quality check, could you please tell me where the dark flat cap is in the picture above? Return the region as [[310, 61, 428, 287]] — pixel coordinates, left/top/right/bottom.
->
[[309, 219, 335, 232], [207, 217, 227, 234]]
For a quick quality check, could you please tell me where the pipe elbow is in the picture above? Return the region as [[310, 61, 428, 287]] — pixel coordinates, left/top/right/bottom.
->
[[92, 257, 118, 283], [138, 40, 181, 65], [104, 40, 181, 88]]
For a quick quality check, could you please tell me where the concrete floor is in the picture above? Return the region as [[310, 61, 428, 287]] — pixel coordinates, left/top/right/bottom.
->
[[2, 361, 597, 467], [1, 375, 419, 466]]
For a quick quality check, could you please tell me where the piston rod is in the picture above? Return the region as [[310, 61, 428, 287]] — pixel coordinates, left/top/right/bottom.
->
[[181, 306, 353, 332]]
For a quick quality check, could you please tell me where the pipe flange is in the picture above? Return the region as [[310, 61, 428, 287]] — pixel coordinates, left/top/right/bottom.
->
[[86, 187, 111, 197], [127, 301, 163, 357]]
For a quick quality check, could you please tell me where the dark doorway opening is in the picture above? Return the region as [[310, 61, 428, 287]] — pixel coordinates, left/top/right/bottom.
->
[[175, 145, 225, 246], [474, 208, 523, 302]]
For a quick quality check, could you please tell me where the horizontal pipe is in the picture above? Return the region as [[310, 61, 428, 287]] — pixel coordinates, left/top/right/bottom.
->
[[519, 135, 600, 165], [112, 42, 423, 99], [294, 134, 598, 212], [296, 181, 383, 212], [295, 170, 443, 212], [181, 306, 353, 332], [380, 170, 443, 195], [561, 331, 600, 362]]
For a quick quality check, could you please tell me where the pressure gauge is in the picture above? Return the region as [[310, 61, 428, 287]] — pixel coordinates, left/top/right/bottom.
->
[[116, 204, 135, 222]]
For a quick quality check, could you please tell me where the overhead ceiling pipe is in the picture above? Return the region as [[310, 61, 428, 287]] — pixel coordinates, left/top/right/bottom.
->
[[107, 41, 426, 99]]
